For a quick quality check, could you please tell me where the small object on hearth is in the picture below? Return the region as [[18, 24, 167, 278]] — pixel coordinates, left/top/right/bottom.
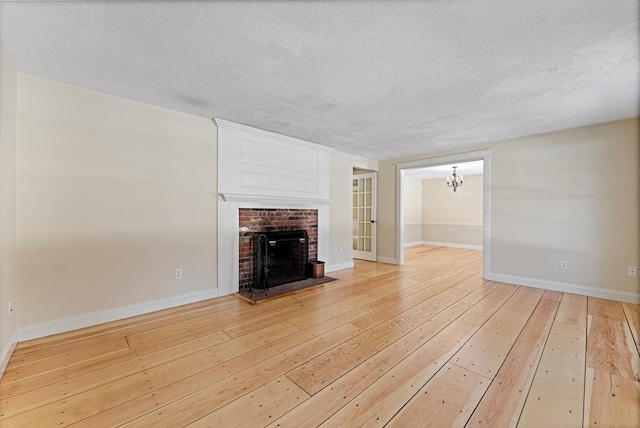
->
[[310, 261, 325, 279]]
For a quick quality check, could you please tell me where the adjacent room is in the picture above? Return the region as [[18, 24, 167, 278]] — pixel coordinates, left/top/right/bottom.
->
[[0, 1, 638, 427], [402, 160, 484, 250]]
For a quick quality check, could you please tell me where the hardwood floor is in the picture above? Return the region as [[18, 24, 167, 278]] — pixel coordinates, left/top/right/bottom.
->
[[1, 246, 639, 427]]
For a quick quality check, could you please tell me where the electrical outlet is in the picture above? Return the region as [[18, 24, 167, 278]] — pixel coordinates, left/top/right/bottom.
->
[[559, 260, 568, 270], [339, 245, 343, 254], [629, 266, 638, 277], [175, 268, 182, 279], [8, 299, 13, 316]]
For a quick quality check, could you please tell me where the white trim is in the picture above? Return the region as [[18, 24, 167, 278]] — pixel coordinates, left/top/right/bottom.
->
[[404, 241, 424, 248], [421, 222, 483, 227], [0, 330, 18, 378], [377, 256, 398, 264], [326, 261, 354, 273], [219, 193, 331, 205], [482, 156, 492, 278], [352, 171, 377, 262], [396, 150, 492, 274], [217, 121, 332, 296], [16, 289, 218, 342], [395, 149, 493, 170], [486, 273, 640, 304], [214, 118, 335, 153], [396, 168, 404, 265], [422, 241, 483, 250]]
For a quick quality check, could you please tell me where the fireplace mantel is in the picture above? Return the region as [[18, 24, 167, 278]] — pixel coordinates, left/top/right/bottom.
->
[[216, 119, 332, 296], [219, 192, 331, 206]]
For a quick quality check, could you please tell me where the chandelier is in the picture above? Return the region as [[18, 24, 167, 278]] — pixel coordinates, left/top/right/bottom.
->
[[446, 166, 463, 192]]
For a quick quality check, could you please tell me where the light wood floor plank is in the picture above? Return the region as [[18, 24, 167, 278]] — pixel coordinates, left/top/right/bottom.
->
[[588, 296, 626, 321], [386, 363, 490, 428], [0, 300, 248, 384], [2, 337, 129, 380], [349, 267, 481, 330], [456, 282, 519, 326], [332, 263, 481, 325], [119, 324, 361, 428], [555, 292, 588, 328], [292, 251, 479, 309], [1, 316, 317, 417], [0, 329, 232, 419], [584, 367, 640, 428], [318, 319, 480, 427], [0, 246, 636, 428], [11, 296, 237, 354], [465, 293, 560, 427], [271, 281, 506, 428], [67, 318, 358, 427], [0, 329, 230, 399], [228, 253, 478, 340], [586, 315, 640, 382], [242, 259, 470, 337], [451, 286, 544, 378], [9, 336, 128, 366], [6, 303, 234, 365], [387, 258, 482, 298], [186, 376, 309, 427], [622, 302, 640, 355], [286, 273, 487, 395], [517, 294, 587, 428]]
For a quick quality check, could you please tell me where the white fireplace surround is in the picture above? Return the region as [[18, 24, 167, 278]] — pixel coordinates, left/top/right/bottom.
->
[[215, 119, 333, 296]]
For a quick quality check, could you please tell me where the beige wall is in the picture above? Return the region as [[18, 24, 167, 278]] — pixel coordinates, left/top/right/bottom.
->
[[5, 72, 377, 337], [16, 75, 218, 327], [402, 177, 423, 245], [490, 120, 638, 294], [422, 174, 483, 224], [4, 67, 636, 342], [329, 151, 378, 269], [0, 37, 18, 367], [422, 174, 483, 246], [378, 118, 640, 297], [377, 161, 397, 261], [403, 177, 423, 223]]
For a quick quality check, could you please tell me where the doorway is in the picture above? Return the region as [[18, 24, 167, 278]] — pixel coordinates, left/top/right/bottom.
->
[[403, 160, 484, 250], [396, 150, 491, 275], [352, 171, 377, 261]]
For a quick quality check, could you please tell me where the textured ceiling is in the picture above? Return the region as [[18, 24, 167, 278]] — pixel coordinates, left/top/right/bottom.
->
[[1, 1, 638, 160]]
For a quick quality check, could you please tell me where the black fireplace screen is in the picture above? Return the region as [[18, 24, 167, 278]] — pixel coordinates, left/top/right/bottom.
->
[[253, 230, 309, 290]]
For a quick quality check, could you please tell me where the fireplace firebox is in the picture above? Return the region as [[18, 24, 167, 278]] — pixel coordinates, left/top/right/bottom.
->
[[252, 230, 309, 292]]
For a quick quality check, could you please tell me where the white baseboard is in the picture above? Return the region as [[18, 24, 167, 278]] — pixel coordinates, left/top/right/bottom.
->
[[377, 256, 398, 265], [422, 241, 483, 250], [486, 272, 640, 304], [326, 261, 354, 273], [404, 241, 424, 248], [0, 330, 18, 378], [17, 288, 219, 342]]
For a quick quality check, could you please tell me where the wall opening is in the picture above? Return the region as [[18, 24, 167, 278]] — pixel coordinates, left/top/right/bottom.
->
[[395, 149, 492, 276]]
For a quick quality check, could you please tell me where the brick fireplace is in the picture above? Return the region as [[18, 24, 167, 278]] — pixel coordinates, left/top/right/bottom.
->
[[239, 208, 318, 289], [216, 118, 332, 297]]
